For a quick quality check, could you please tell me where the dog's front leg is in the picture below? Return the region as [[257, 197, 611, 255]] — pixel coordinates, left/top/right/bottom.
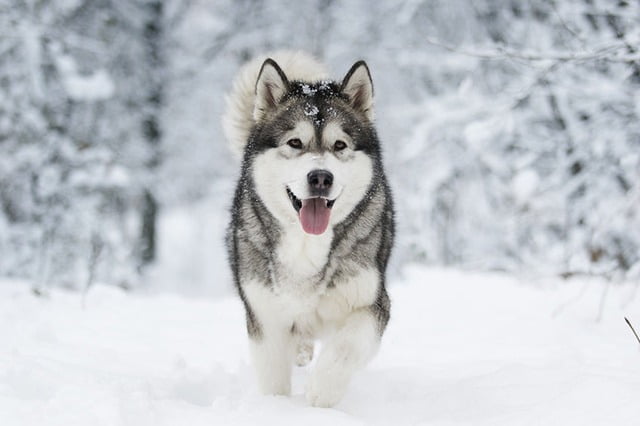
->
[[306, 308, 379, 407], [243, 283, 295, 396], [249, 325, 294, 396]]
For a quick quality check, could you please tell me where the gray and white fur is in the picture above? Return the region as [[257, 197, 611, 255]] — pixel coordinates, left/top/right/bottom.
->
[[224, 51, 394, 407]]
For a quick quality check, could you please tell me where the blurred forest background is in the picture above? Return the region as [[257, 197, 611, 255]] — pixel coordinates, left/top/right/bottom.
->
[[0, 0, 638, 293]]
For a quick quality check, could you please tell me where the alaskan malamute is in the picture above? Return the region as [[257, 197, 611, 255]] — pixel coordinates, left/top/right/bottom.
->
[[223, 51, 394, 407]]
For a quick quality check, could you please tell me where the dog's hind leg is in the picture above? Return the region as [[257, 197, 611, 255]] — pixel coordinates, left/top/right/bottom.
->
[[295, 338, 314, 367], [291, 322, 314, 367], [305, 309, 379, 407]]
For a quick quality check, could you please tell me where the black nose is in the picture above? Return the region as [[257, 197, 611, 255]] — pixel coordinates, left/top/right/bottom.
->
[[307, 169, 333, 192]]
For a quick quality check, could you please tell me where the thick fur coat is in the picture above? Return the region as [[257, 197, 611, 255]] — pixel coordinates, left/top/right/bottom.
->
[[224, 51, 394, 407]]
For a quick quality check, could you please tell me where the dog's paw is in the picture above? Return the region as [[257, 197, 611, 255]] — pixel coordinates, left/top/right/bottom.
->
[[260, 382, 291, 397], [295, 340, 314, 367], [305, 371, 347, 408]]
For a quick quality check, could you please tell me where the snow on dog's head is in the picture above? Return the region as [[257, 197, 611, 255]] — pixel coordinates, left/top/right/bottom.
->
[[249, 59, 378, 235]]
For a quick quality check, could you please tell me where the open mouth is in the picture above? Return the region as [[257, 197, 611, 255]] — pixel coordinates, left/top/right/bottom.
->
[[287, 187, 336, 235]]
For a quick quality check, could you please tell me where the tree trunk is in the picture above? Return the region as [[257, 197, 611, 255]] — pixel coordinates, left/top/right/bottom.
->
[[139, 0, 164, 269]]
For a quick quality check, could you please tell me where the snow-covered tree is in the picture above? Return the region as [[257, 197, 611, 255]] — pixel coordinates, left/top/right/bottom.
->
[[392, 0, 640, 278], [2, 0, 638, 290], [164, 0, 639, 280], [0, 0, 166, 290]]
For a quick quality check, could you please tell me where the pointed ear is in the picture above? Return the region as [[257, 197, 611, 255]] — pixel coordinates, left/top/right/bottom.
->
[[340, 60, 374, 121], [253, 58, 289, 122]]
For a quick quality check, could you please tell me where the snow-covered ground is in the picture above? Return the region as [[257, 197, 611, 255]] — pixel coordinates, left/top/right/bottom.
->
[[2, 266, 639, 425]]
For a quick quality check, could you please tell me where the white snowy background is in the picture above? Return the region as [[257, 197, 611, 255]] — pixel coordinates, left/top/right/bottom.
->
[[1, 0, 639, 424]]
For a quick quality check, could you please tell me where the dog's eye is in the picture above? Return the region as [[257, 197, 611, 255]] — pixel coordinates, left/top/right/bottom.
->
[[333, 140, 347, 151], [287, 138, 303, 149]]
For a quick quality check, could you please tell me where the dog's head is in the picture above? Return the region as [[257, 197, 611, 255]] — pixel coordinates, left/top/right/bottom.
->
[[248, 58, 379, 235]]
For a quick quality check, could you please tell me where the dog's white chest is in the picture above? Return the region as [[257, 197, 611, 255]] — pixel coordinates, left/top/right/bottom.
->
[[275, 228, 333, 283]]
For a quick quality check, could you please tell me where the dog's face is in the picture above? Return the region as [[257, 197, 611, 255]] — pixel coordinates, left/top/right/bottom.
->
[[249, 59, 379, 235]]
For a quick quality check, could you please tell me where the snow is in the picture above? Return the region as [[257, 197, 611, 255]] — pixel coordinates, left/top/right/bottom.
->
[[304, 103, 320, 116], [57, 55, 115, 101], [4, 1, 640, 285], [512, 169, 539, 205], [2, 268, 639, 425], [62, 69, 115, 101], [2, 2, 640, 423], [145, 199, 232, 298], [301, 84, 316, 96]]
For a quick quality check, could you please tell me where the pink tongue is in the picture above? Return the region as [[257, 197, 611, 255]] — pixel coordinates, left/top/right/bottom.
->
[[299, 198, 331, 235]]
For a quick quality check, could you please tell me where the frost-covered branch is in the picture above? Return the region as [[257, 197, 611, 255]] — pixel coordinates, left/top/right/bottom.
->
[[424, 36, 639, 63], [550, 1, 586, 45]]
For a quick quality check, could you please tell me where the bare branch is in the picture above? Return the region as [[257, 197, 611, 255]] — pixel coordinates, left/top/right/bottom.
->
[[625, 317, 640, 346]]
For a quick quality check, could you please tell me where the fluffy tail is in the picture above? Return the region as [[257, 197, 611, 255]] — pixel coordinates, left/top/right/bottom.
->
[[222, 51, 329, 158]]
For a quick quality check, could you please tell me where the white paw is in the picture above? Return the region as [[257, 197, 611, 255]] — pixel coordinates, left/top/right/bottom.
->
[[260, 382, 291, 396], [295, 340, 314, 367], [305, 371, 348, 408]]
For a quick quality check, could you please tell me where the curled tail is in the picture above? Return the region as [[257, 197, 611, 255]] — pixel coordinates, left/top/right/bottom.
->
[[222, 51, 329, 158]]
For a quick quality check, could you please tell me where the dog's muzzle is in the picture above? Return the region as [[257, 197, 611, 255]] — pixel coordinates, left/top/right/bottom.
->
[[286, 170, 337, 235]]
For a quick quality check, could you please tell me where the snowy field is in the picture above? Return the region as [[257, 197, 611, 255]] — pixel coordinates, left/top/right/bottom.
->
[[2, 266, 639, 426], [2, 2, 639, 424]]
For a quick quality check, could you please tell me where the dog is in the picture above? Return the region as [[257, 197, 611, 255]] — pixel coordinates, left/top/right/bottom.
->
[[223, 51, 394, 407]]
